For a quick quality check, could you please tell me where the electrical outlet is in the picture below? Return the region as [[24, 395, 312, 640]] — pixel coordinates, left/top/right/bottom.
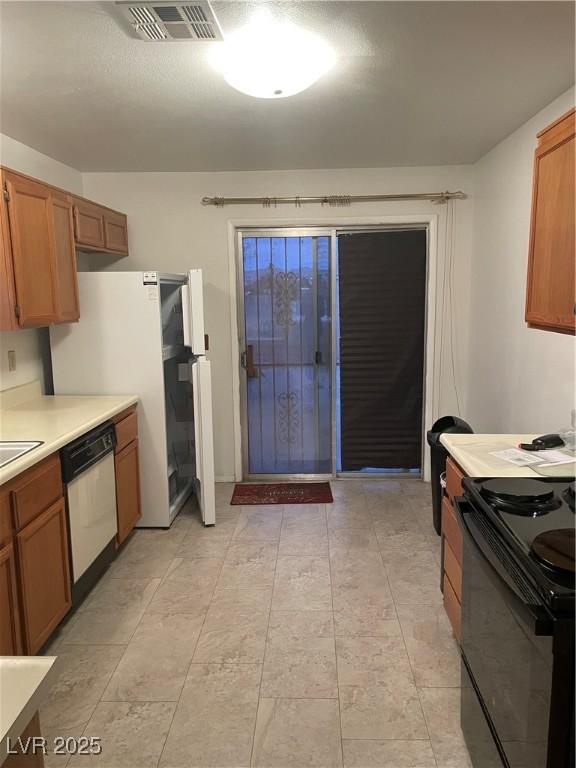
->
[[7, 350, 16, 372]]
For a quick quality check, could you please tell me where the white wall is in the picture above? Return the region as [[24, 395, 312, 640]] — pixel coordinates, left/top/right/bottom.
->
[[4, 87, 574, 474], [1, 134, 83, 194], [0, 134, 83, 392], [82, 166, 474, 479], [466, 88, 576, 433]]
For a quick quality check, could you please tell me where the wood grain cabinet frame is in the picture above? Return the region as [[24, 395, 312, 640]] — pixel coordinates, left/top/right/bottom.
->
[[52, 193, 80, 322], [10, 453, 63, 532], [74, 197, 128, 255], [1, 170, 80, 328], [115, 439, 142, 546], [0, 166, 128, 330], [526, 107, 576, 334], [16, 498, 71, 654], [2, 171, 60, 327], [441, 458, 466, 643], [0, 452, 72, 655], [103, 210, 129, 255], [73, 198, 106, 249], [4, 713, 45, 768], [0, 541, 23, 655], [113, 407, 141, 546]]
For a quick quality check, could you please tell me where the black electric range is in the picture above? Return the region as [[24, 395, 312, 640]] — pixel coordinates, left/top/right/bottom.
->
[[463, 476, 575, 614], [456, 476, 575, 768]]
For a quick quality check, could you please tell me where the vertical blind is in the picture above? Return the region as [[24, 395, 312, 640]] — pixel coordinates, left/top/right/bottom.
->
[[338, 229, 427, 471]]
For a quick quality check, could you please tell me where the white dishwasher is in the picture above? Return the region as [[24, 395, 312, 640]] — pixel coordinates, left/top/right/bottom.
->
[[61, 422, 118, 603]]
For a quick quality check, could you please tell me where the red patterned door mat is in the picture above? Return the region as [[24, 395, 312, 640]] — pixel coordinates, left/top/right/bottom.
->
[[231, 482, 333, 505]]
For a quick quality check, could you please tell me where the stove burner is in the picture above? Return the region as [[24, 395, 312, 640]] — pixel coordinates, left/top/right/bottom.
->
[[531, 529, 575, 574], [480, 478, 561, 516]]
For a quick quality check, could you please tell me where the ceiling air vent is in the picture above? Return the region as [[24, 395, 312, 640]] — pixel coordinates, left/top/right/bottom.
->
[[115, 1, 223, 42]]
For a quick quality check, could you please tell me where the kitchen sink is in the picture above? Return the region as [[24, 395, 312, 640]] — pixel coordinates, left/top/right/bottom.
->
[[0, 441, 43, 468]]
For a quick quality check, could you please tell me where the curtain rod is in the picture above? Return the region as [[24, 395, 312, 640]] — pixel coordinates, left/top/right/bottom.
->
[[201, 190, 467, 208]]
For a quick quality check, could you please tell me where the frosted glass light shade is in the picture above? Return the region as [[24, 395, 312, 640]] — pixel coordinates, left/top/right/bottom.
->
[[211, 12, 336, 99]]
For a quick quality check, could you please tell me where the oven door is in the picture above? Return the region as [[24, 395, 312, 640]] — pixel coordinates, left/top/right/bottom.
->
[[457, 499, 555, 768]]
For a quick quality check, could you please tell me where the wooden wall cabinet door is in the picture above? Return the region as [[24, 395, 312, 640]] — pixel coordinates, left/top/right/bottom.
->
[[0, 190, 18, 331], [526, 108, 575, 334], [52, 193, 80, 323], [3, 172, 59, 327], [103, 210, 129, 254], [17, 498, 71, 654], [73, 198, 105, 249], [0, 541, 23, 655], [115, 439, 141, 546]]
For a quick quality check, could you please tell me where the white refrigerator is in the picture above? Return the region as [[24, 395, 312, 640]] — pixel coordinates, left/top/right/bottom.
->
[[50, 270, 216, 528]]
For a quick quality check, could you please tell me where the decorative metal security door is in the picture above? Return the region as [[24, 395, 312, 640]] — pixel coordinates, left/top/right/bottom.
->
[[239, 232, 332, 476]]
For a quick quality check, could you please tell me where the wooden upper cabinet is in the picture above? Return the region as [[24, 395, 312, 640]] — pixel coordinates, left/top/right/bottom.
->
[[103, 209, 129, 254], [0, 188, 18, 331], [73, 197, 105, 249], [526, 108, 575, 334], [74, 197, 128, 254], [3, 171, 59, 327], [52, 192, 80, 322], [0, 167, 128, 330]]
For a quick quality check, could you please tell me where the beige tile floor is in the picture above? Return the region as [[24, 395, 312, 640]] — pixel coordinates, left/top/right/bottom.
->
[[41, 479, 471, 768]]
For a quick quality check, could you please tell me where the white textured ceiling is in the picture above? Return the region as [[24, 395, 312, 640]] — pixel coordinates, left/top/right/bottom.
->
[[0, 1, 574, 172]]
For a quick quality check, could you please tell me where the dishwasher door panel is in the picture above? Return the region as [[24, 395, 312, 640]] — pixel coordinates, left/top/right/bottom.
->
[[67, 453, 117, 582]]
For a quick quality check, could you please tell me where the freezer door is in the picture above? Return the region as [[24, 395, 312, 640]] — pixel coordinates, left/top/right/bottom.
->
[[186, 269, 206, 355], [191, 358, 216, 525]]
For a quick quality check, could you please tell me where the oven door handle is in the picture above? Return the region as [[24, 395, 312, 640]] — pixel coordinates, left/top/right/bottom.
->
[[455, 497, 555, 638]]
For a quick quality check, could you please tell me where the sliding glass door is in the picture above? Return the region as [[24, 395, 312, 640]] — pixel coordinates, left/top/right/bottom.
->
[[238, 232, 332, 476], [337, 229, 427, 473], [237, 225, 428, 479]]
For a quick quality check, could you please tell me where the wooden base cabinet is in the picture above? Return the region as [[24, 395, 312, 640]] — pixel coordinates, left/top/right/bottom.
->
[[0, 452, 71, 655], [0, 541, 23, 655], [115, 440, 142, 546], [17, 498, 71, 654], [114, 408, 141, 546], [441, 457, 466, 642], [4, 713, 45, 768]]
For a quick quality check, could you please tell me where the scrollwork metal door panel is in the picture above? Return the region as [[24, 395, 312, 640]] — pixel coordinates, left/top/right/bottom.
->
[[240, 234, 332, 476]]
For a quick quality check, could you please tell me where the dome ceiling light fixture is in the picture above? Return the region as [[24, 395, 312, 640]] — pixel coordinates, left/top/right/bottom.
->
[[210, 9, 336, 99]]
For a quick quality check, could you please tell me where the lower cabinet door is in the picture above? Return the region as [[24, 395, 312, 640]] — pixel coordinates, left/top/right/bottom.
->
[[17, 498, 71, 654], [0, 541, 23, 654], [115, 440, 141, 546], [3, 713, 45, 768]]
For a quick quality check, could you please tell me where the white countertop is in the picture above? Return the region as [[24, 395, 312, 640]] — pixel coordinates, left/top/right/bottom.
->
[[0, 383, 138, 484], [439, 433, 549, 477], [0, 656, 56, 765]]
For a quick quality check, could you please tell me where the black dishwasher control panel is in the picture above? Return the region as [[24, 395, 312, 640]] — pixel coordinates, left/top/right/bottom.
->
[[61, 421, 117, 482]]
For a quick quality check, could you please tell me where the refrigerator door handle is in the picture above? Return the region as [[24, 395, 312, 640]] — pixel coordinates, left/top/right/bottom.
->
[[181, 285, 191, 348]]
